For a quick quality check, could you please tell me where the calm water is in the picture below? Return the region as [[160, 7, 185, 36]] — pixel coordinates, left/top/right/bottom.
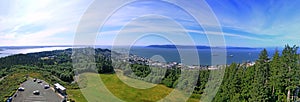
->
[[129, 47, 279, 65], [0, 46, 281, 65], [0, 47, 71, 58]]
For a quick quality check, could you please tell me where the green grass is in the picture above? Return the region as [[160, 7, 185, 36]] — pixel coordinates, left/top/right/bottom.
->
[[0, 70, 201, 102], [67, 89, 88, 102], [0, 70, 74, 101], [68, 73, 200, 102], [101, 73, 172, 101], [0, 72, 27, 101]]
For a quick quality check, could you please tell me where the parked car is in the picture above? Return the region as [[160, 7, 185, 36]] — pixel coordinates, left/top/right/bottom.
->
[[37, 80, 42, 83], [6, 97, 12, 102], [18, 87, 25, 91], [33, 90, 40, 95], [44, 84, 50, 89], [33, 78, 37, 82]]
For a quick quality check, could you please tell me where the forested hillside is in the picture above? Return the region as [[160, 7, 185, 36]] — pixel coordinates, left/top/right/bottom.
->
[[0, 48, 114, 82], [213, 45, 300, 101], [117, 45, 300, 101], [1, 45, 300, 101]]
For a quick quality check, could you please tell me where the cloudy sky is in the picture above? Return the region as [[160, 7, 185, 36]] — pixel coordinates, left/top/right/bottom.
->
[[0, 0, 300, 47]]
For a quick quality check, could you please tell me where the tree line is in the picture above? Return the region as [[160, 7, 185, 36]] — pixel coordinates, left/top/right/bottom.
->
[[0, 48, 114, 83], [1, 45, 300, 101], [121, 45, 300, 101], [214, 45, 300, 102]]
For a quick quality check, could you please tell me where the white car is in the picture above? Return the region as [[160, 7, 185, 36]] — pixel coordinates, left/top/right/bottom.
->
[[18, 87, 25, 91], [37, 80, 42, 83], [33, 90, 40, 95], [44, 85, 50, 89]]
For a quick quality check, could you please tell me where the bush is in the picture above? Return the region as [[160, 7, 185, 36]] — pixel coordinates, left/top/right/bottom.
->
[[68, 98, 76, 102], [190, 94, 201, 99]]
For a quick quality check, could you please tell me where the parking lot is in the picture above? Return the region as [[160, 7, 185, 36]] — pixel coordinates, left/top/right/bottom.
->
[[12, 79, 63, 102]]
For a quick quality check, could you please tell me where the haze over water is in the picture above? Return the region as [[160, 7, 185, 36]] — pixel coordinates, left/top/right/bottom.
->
[[129, 47, 279, 65], [0, 46, 283, 65], [0, 47, 71, 58]]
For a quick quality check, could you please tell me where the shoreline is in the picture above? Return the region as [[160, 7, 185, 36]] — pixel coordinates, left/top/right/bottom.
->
[[0, 47, 258, 66]]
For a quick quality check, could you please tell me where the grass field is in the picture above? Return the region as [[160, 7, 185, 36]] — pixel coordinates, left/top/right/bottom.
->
[[68, 73, 200, 102], [67, 89, 88, 102], [0, 71, 200, 102], [0, 73, 26, 101], [0, 71, 46, 101]]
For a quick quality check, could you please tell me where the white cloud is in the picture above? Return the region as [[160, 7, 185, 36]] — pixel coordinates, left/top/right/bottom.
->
[[1, 0, 298, 47], [0, 0, 93, 46]]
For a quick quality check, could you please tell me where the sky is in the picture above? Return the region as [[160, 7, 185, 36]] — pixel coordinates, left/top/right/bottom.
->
[[0, 0, 300, 47]]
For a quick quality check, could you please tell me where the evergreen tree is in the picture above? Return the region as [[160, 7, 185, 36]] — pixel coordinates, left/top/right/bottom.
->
[[270, 49, 283, 101], [250, 49, 271, 101], [281, 45, 299, 101], [241, 65, 255, 101]]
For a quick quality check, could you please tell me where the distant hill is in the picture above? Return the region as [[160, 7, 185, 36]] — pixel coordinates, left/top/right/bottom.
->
[[0, 45, 72, 50], [146, 45, 258, 49], [147, 45, 210, 49], [225, 46, 258, 49]]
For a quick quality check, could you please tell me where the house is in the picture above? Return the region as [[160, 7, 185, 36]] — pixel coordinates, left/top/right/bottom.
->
[[246, 62, 255, 67], [54, 83, 66, 95]]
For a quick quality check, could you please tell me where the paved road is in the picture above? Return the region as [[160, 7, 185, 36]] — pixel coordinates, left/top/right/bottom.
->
[[12, 79, 63, 102]]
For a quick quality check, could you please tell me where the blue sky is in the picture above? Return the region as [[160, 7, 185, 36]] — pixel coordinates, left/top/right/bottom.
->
[[0, 0, 300, 47]]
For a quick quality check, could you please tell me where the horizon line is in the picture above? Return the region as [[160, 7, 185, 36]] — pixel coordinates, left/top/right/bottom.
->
[[0, 44, 286, 48]]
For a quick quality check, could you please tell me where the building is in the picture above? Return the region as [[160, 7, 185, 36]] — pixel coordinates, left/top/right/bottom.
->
[[246, 62, 255, 67], [54, 83, 66, 95]]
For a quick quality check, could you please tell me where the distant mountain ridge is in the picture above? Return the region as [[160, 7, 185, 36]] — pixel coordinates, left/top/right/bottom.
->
[[0, 45, 72, 50], [146, 45, 259, 49]]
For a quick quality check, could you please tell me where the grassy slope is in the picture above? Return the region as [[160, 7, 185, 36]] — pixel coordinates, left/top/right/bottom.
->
[[68, 73, 200, 102], [0, 72, 47, 101], [0, 73, 26, 101], [0, 71, 200, 102], [67, 89, 88, 102]]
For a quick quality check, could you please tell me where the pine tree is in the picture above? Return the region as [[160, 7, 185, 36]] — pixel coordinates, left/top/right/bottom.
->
[[250, 49, 271, 101], [281, 45, 299, 101], [270, 49, 282, 101], [241, 65, 255, 101]]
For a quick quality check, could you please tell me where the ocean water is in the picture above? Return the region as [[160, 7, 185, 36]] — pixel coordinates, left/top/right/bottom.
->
[[0, 46, 280, 65], [0, 47, 71, 58], [129, 47, 279, 65]]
